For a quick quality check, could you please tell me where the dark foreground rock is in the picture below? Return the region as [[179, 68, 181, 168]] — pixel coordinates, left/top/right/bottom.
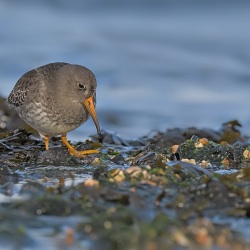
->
[[0, 122, 250, 250]]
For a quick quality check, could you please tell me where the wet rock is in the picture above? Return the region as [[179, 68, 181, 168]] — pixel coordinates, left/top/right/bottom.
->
[[20, 182, 46, 197], [0, 165, 12, 184], [91, 130, 146, 146], [167, 161, 213, 179], [148, 120, 246, 148], [93, 166, 109, 180], [130, 150, 156, 166], [148, 127, 221, 148], [220, 120, 242, 143], [35, 147, 79, 165], [177, 137, 246, 166], [1, 182, 14, 196], [109, 153, 126, 165], [15, 196, 74, 216]]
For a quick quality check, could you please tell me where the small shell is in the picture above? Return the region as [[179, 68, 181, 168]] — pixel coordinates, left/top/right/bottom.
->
[[195, 138, 209, 148], [84, 179, 99, 187], [126, 166, 142, 175], [243, 149, 250, 160], [181, 158, 196, 165], [222, 158, 230, 168], [199, 160, 211, 168], [170, 144, 179, 154], [110, 169, 125, 183]]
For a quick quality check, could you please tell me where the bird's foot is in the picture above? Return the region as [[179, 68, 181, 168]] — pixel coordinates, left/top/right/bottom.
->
[[61, 135, 99, 158], [68, 147, 99, 158]]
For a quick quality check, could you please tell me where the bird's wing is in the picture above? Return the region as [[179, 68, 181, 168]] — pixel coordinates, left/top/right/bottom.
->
[[7, 69, 40, 107], [7, 62, 68, 107]]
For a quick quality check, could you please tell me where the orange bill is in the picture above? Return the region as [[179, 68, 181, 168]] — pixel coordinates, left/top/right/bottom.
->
[[83, 96, 102, 137]]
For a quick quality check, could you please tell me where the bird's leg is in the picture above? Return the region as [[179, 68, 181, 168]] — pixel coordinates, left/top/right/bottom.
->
[[44, 136, 49, 150], [61, 135, 99, 158], [40, 134, 50, 150]]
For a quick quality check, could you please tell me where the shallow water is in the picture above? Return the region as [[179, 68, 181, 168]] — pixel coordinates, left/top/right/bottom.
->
[[1, 0, 250, 140]]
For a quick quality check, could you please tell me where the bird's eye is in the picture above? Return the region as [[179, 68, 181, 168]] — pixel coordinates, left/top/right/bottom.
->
[[78, 83, 86, 90]]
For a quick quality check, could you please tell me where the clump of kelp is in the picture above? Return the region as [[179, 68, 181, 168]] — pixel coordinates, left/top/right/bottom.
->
[[1, 119, 250, 249]]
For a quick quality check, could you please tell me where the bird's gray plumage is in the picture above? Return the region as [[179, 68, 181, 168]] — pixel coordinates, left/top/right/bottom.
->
[[7, 62, 97, 137], [8, 62, 68, 107]]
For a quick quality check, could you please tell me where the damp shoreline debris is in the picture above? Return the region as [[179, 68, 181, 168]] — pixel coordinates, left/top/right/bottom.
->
[[0, 118, 250, 249]]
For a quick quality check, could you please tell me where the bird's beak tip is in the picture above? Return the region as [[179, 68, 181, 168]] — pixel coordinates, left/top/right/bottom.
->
[[83, 96, 102, 137]]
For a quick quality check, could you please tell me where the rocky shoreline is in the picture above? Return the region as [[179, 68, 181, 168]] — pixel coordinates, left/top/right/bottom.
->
[[1, 98, 250, 249]]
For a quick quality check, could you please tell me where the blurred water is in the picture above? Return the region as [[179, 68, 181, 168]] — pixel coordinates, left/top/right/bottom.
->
[[1, 0, 250, 140]]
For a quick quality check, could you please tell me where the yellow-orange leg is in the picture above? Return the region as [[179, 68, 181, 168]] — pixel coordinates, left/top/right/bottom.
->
[[61, 135, 99, 158], [41, 135, 50, 150]]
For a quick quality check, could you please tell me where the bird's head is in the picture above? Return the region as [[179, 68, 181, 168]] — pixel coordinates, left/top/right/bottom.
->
[[56, 64, 102, 139]]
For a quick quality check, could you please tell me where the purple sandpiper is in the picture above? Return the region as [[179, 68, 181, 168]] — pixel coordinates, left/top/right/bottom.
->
[[7, 62, 102, 158]]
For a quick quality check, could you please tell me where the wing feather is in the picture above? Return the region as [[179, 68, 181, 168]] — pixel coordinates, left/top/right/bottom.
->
[[7, 62, 68, 107], [7, 69, 39, 107]]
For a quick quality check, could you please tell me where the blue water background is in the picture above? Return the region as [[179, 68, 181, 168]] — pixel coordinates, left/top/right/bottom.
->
[[1, 0, 250, 140]]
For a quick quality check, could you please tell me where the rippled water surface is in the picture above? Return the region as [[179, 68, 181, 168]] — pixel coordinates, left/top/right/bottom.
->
[[1, 0, 250, 139]]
